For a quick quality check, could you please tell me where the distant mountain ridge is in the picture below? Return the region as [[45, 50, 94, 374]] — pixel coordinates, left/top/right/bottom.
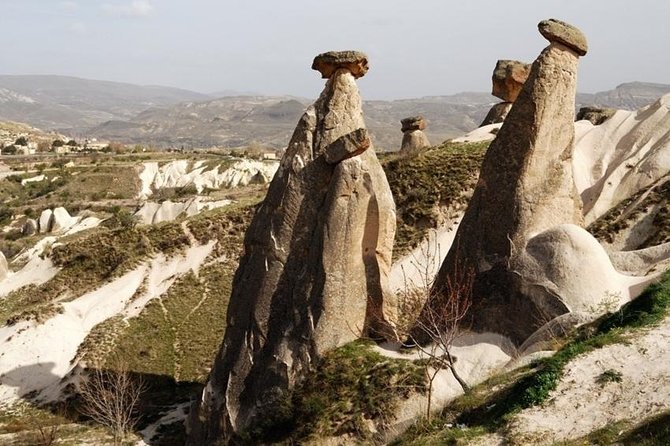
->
[[0, 75, 668, 149], [0, 75, 211, 130]]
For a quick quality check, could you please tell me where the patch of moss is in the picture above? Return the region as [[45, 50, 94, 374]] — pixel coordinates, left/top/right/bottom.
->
[[382, 141, 487, 259], [244, 340, 427, 444]]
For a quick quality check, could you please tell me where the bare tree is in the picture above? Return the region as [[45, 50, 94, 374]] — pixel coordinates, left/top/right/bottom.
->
[[397, 237, 474, 420], [78, 361, 145, 446]]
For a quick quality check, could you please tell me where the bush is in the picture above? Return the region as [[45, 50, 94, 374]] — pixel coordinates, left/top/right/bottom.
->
[[2, 145, 18, 155]]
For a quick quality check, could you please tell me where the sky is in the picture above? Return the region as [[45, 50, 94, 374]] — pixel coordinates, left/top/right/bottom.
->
[[1, 0, 669, 100]]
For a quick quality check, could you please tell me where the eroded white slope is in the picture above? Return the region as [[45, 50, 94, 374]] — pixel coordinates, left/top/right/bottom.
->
[[137, 159, 279, 199], [574, 93, 670, 224], [510, 313, 670, 443], [134, 198, 232, 225], [0, 241, 214, 405]]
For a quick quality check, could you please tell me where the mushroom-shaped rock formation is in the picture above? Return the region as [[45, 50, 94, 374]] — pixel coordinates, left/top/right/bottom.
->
[[187, 50, 397, 444], [480, 59, 531, 127], [311, 50, 369, 79], [415, 19, 588, 344], [400, 115, 431, 152]]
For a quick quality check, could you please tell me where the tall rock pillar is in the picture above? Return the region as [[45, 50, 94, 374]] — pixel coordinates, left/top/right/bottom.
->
[[187, 50, 397, 444], [415, 19, 588, 344]]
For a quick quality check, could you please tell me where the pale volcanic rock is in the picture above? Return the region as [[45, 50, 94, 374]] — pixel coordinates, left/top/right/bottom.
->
[[418, 19, 587, 344], [50, 207, 77, 233], [187, 52, 396, 444], [137, 159, 279, 199], [38, 209, 53, 233], [400, 116, 430, 152], [22, 218, 38, 236], [0, 251, 8, 281], [573, 93, 670, 224], [134, 198, 232, 225]]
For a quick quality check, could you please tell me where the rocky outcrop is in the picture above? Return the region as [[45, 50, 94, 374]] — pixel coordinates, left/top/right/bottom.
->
[[187, 51, 397, 444], [480, 60, 531, 127], [417, 19, 587, 344], [492, 59, 531, 103], [50, 207, 77, 233], [576, 106, 616, 125], [574, 93, 670, 224], [138, 159, 279, 199], [38, 209, 53, 233], [21, 218, 37, 236], [400, 116, 431, 152], [0, 251, 8, 281], [480, 102, 513, 126], [134, 198, 231, 225]]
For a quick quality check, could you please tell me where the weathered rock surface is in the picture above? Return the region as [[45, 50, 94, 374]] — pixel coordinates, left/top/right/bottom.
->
[[480, 59, 530, 127], [480, 102, 513, 126], [538, 18, 588, 56], [138, 159, 279, 199], [187, 51, 396, 444], [38, 209, 53, 233], [492, 59, 531, 102], [50, 207, 77, 233], [400, 116, 430, 152], [21, 218, 37, 236], [0, 251, 8, 281], [401, 116, 427, 132], [574, 93, 670, 224], [311, 50, 369, 79], [576, 106, 616, 125], [416, 19, 587, 344], [134, 198, 231, 225], [511, 224, 649, 326]]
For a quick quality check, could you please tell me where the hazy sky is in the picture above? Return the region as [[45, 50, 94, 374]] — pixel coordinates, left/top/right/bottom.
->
[[1, 0, 668, 99]]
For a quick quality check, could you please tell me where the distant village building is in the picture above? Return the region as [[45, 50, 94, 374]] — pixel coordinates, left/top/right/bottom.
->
[[83, 138, 109, 152]]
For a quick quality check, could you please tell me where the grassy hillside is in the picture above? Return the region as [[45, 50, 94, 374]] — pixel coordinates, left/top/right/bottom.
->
[[383, 141, 487, 258]]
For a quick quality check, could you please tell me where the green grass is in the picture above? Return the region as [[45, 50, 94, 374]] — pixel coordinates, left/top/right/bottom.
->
[[382, 141, 487, 259], [392, 271, 670, 445], [242, 340, 427, 444]]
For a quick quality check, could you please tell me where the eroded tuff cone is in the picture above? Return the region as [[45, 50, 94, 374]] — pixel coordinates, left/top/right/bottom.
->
[[187, 52, 397, 444], [538, 18, 588, 56], [415, 19, 587, 345], [312, 50, 369, 79], [492, 60, 531, 102], [400, 116, 430, 152]]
